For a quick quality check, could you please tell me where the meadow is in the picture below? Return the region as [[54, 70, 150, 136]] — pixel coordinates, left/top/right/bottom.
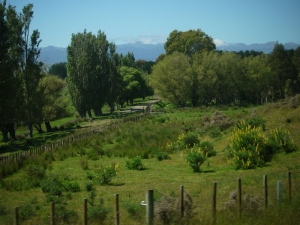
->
[[0, 97, 300, 225]]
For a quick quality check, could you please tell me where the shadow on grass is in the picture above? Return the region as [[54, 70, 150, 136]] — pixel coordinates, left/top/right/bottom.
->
[[201, 169, 216, 173], [110, 182, 125, 186]]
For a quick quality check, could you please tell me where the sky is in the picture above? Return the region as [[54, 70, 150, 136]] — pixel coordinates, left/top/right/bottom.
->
[[5, 0, 300, 48]]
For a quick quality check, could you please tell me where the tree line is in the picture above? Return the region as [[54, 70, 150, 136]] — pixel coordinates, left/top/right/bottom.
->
[[150, 29, 300, 107], [0, 2, 153, 142], [66, 30, 153, 118]]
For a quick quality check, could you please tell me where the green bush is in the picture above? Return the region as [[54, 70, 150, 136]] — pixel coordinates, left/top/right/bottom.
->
[[239, 117, 266, 131], [88, 197, 111, 222], [63, 181, 81, 192], [126, 156, 145, 170], [55, 204, 78, 224], [156, 152, 171, 161], [185, 147, 207, 172], [85, 182, 94, 192], [94, 163, 119, 185], [228, 121, 267, 170], [123, 200, 144, 219], [198, 141, 216, 157], [267, 128, 297, 154], [80, 157, 89, 170], [182, 132, 199, 148]]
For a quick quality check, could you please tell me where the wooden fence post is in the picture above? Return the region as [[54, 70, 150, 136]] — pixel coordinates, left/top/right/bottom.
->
[[83, 198, 87, 225], [212, 182, 217, 224], [263, 175, 268, 210], [180, 185, 184, 218], [14, 206, 18, 225], [287, 171, 291, 201], [146, 190, 154, 225], [237, 178, 242, 216], [277, 180, 282, 206], [115, 194, 119, 225], [50, 202, 55, 225]]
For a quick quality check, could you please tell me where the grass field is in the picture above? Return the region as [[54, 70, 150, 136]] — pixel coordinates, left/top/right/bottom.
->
[[0, 97, 300, 224]]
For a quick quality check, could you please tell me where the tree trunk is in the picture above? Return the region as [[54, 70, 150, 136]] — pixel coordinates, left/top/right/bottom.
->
[[33, 123, 43, 134], [45, 121, 52, 132], [93, 108, 103, 117], [1, 128, 9, 142], [28, 123, 33, 138], [87, 110, 92, 120], [8, 123, 16, 140]]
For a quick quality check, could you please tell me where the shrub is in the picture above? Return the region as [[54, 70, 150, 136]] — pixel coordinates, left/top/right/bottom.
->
[[63, 181, 81, 192], [88, 197, 111, 222], [19, 203, 35, 221], [80, 157, 89, 170], [198, 141, 216, 157], [25, 164, 46, 187], [239, 117, 266, 131], [156, 152, 171, 161], [123, 200, 144, 219], [55, 204, 78, 224], [209, 127, 222, 138], [126, 156, 145, 170], [182, 132, 199, 148], [267, 128, 297, 154], [87, 147, 104, 160], [85, 182, 94, 192], [94, 163, 119, 185], [185, 147, 207, 172], [228, 121, 267, 170]]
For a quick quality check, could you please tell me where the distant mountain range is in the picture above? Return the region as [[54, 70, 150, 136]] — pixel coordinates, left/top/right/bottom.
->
[[39, 41, 300, 65]]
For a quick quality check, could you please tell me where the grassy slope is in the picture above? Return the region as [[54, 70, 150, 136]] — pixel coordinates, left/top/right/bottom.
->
[[0, 100, 300, 224]]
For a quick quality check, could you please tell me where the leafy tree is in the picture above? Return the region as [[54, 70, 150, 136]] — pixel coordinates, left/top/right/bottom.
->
[[37, 75, 71, 132], [106, 43, 123, 113], [164, 29, 215, 57], [120, 52, 135, 67], [268, 43, 298, 98], [135, 60, 154, 74], [67, 30, 96, 118], [0, 1, 23, 141], [150, 52, 191, 106], [19, 4, 44, 138], [119, 66, 149, 105], [48, 62, 67, 79], [155, 54, 165, 63], [293, 47, 300, 78]]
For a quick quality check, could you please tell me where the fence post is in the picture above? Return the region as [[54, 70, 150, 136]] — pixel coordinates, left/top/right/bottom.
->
[[237, 178, 242, 216], [50, 202, 55, 225], [180, 185, 184, 218], [115, 194, 119, 225], [287, 171, 291, 201], [277, 180, 282, 206], [14, 206, 18, 225], [146, 190, 154, 225], [212, 182, 217, 224], [83, 198, 87, 225], [263, 175, 268, 210]]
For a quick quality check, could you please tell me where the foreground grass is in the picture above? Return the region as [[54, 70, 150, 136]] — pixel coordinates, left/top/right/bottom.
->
[[1, 99, 300, 224]]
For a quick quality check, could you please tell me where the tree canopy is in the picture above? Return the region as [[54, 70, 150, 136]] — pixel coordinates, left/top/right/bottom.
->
[[164, 29, 216, 57]]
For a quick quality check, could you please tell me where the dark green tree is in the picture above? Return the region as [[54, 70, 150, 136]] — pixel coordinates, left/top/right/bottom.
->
[[19, 4, 44, 138], [0, 1, 23, 141], [48, 62, 67, 79], [269, 43, 298, 98]]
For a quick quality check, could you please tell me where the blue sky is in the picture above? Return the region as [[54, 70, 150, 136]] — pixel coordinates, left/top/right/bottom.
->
[[5, 0, 300, 47]]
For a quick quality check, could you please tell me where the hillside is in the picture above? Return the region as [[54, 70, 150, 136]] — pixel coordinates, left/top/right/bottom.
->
[[0, 97, 300, 224]]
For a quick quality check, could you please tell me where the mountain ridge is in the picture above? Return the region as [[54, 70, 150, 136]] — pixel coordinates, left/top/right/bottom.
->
[[39, 42, 300, 65]]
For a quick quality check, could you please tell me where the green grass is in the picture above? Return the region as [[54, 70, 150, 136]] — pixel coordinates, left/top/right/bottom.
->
[[1, 97, 300, 224]]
